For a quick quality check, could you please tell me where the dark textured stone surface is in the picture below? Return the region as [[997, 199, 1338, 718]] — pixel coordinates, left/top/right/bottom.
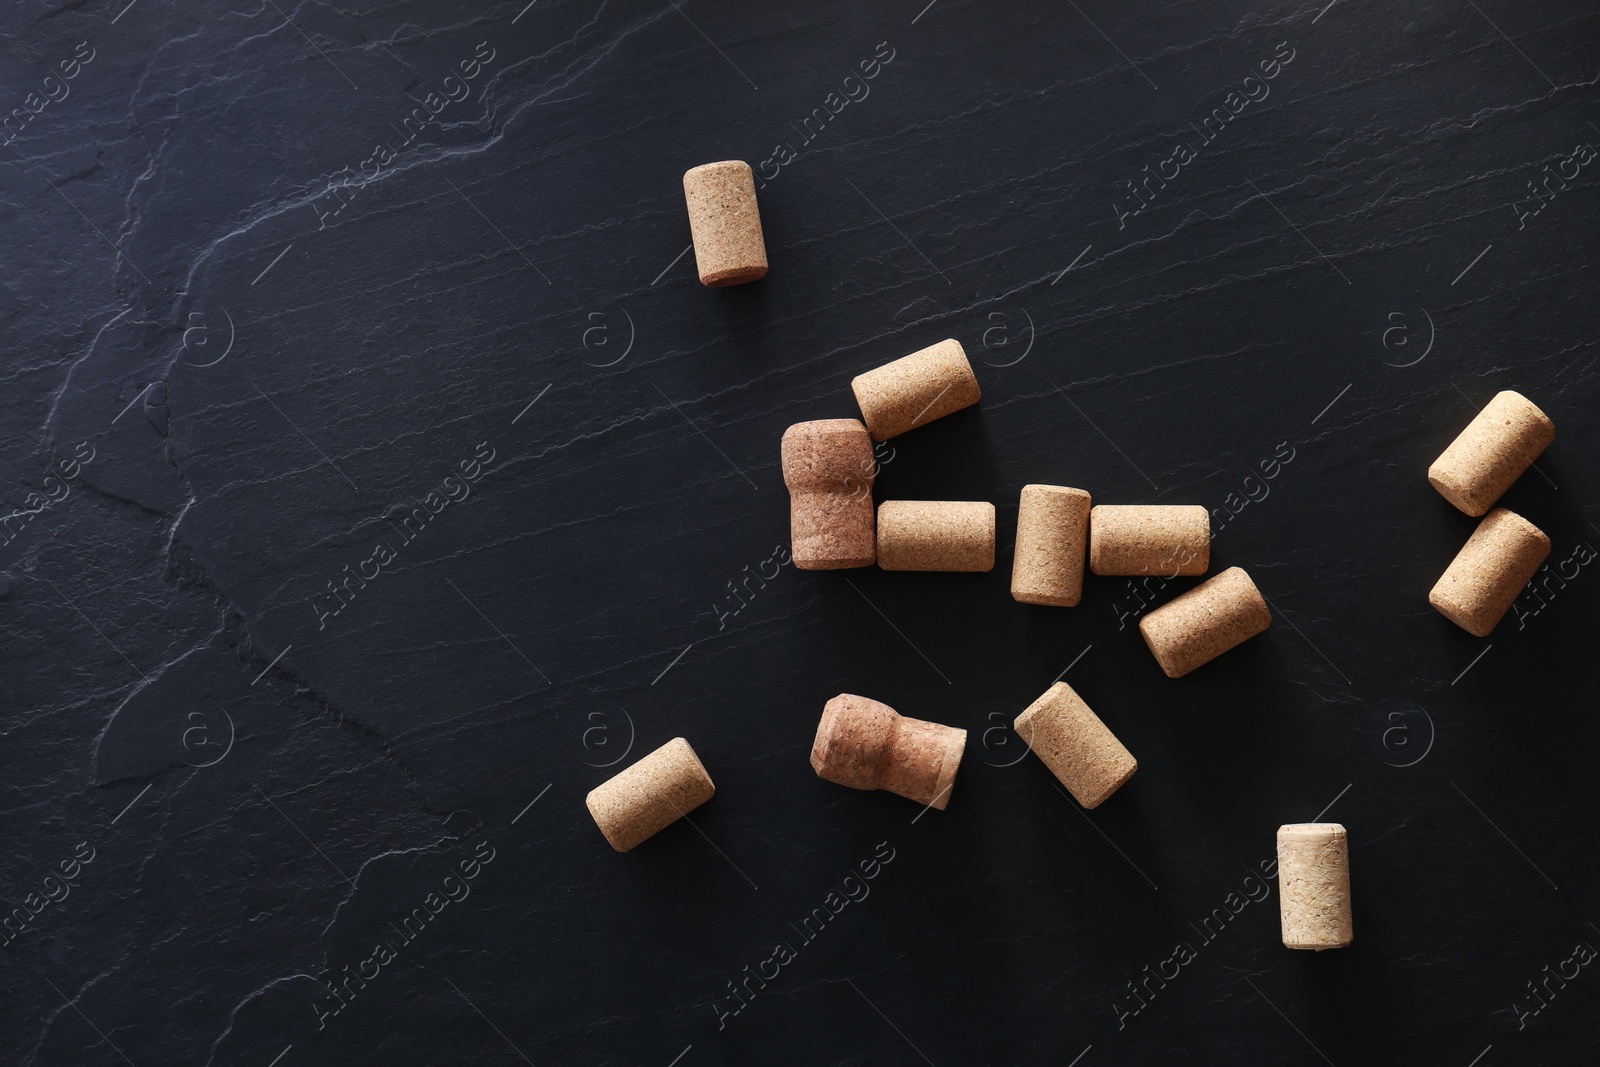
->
[[2, 1, 1598, 1064]]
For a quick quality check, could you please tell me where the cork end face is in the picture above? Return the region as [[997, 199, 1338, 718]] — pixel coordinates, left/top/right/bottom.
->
[[926, 728, 966, 811], [700, 263, 767, 287], [1427, 465, 1487, 516]]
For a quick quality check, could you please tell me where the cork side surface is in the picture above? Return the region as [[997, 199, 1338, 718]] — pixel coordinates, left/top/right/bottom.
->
[[1011, 485, 1091, 606], [850, 339, 981, 440], [1427, 390, 1554, 516], [877, 500, 995, 572], [585, 737, 715, 852], [1088, 504, 1210, 576], [1277, 823, 1354, 950], [782, 419, 876, 569], [1014, 681, 1136, 808], [1429, 507, 1551, 636], [880, 716, 966, 810], [683, 160, 768, 286], [810, 694, 897, 792], [1138, 566, 1271, 677]]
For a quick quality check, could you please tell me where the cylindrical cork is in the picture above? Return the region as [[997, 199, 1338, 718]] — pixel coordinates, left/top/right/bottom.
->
[[1011, 485, 1091, 606], [682, 161, 767, 287], [585, 737, 715, 852], [1089, 504, 1209, 577], [1278, 823, 1353, 950], [810, 694, 966, 809], [850, 339, 980, 441], [1138, 566, 1271, 678], [782, 419, 876, 570], [1428, 390, 1554, 516], [1013, 682, 1136, 809], [1429, 507, 1550, 637], [877, 501, 995, 572]]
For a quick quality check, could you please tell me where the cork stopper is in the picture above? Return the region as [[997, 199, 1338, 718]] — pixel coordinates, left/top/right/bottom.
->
[[682, 161, 768, 286], [810, 694, 966, 810], [1428, 390, 1553, 516], [1011, 485, 1091, 606], [850, 339, 981, 441], [1277, 823, 1353, 950], [1013, 682, 1137, 808], [1089, 504, 1209, 577], [1138, 566, 1270, 678], [585, 737, 715, 852], [877, 501, 996, 572], [1429, 507, 1550, 637], [781, 419, 876, 569]]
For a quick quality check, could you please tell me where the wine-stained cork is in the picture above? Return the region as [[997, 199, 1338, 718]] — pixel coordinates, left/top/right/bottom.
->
[[878, 501, 995, 572], [1428, 390, 1554, 516], [1012, 485, 1091, 606], [586, 738, 715, 852], [782, 419, 876, 570], [1014, 682, 1136, 809], [682, 161, 768, 286], [1429, 507, 1550, 637], [1278, 823, 1353, 950], [1138, 566, 1270, 677], [1089, 505, 1209, 577], [810, 694, 966, 809], [851, 339, 980, 440]]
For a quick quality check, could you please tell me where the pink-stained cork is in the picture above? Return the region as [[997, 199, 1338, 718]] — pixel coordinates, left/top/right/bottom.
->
[[781, 419, 876, 569], [585, 738, 715, 852], [1429, 507, 1550, 637], [1138, 566, 1271, 678], [1089, 504, 1209, 577], [1014, 682, 1136, 809], [810, 694, 966, 810], [1011, 485, 1091, 606], [1428, 390, 1554, 516], [682, 161, 768, 287], [877, 500, 995, 572], [850, 339, 981, 441], [1278, 823, 1354, 950]]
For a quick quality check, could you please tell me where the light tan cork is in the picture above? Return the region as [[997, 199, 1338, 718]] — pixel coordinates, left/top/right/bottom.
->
[[1089, 504, 1209, 577], [1011, 485, 1091, 606], [1428, 390, 1553, 516], [682, 161, 768, 286], [585, 737, 715, 852], [1138, 566, 1270, 678], [877, 500, 995, 572], [850, 339, 980, 441], [1278, 823, 1353, 950], [782, 419, 876, 570], [1013, 682, 1136, 809], [810, 694, 966, 810], [1429, 507, 1550, 637]]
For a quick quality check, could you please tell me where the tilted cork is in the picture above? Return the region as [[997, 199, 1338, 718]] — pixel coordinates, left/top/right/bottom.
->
[[877, 500, 995, 572], [850, 339, 980, 441], [1012, 485, 1091, 606], [1089, 504, 1209, 577], [1428, 390, 1553, 516], [1278, 823, 1353, 950], [585, 737, 715, 852], [1138, 566, 1270, 678], [1014, 682, 1136, 809], [1429, 507, 1550, 637], [782, 419, 876, 569], [683, 161, 768, 286], [810, 694, 966, 810]]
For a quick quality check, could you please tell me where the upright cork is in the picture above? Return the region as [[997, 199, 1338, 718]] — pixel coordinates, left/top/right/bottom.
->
[[851, 339, 980, 441], [878, 500, 995, 572], [1428, 390, 1554, 516], [585, 737, 715, 852], [1089, 504, 1209, 577], [811, 694, 966, 810], [1278, 823, 1353, 950], [782, 419, 876, 569], [1014, 682, 1136, 809], [1139, 566, 1270, 677], [1429, 507, 1550, 637], [682, 161, 768, 286], [1012, 485, 1091, 606]]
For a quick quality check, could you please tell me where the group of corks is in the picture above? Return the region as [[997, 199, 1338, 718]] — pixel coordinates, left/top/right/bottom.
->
[[585, 161, 1557, 955]]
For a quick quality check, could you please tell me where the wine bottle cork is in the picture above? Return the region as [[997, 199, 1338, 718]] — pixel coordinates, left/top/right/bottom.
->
[[1089, 504, 1209, 577], [851, 339, 980, 441], [877, 500, 995, 572], [782, 419, 876, 569], [682, 161, 768, 286], [585, 737, 715, 852], [1428, 507, 1550, 637], [1013, 682, 1136, 808], [1012, 485, 1091, 606], [1428, 390, 1553, 516], [810, 694, 966, 810], [1138, 566, 1270, 677], [1278, 823, 1353, 950]]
